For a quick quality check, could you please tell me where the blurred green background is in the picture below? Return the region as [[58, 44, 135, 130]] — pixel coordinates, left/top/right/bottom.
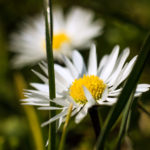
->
[[0, 0, 150, 149]]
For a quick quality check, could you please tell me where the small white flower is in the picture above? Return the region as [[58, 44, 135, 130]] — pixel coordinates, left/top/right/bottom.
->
[[10, 7, 103, 68], [22, 44, 150, 127]]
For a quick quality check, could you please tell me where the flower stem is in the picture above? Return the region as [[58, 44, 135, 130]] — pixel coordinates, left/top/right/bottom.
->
[[89, 106, 101, 139], [59, 104, 73, 150], [44, 0, 56, 149]]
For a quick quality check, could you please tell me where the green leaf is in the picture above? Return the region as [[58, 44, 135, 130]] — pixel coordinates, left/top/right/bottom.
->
[[95, 33, 150, 150]]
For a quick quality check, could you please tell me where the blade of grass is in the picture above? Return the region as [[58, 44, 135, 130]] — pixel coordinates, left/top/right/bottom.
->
[[44, 0, 56, 149], [89, 106, 101, 139], [95, 33, 150, 150], [116, 90, 135, 150], [14, 73, 45, 150], [58, 104, 73, 150]]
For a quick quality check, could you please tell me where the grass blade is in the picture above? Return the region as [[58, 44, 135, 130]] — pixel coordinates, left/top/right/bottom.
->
[[116, 90, 135, 149], [95, 33, 150, 150], [14, 73, 45, 150], [44, 0, 56, 149]]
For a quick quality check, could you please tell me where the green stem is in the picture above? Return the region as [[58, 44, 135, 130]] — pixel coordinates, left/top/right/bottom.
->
[[44, 0, 56, 149], [59, 104, 73, 150], [89, 106, 101, 139]]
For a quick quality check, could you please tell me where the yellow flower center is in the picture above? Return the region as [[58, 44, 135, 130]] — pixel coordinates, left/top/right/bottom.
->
[[53, 33, 70, 50], [69, 75, 106, 104], [42, 33, 70, 51]]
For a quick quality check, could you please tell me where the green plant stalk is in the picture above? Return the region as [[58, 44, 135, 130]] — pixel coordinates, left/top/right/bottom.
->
[[116, 90, 135, 150], [95, 33, 150, 150], [44, 0, 56, 149], [89, 106, 101, 139], [59, 104, 73, 150]]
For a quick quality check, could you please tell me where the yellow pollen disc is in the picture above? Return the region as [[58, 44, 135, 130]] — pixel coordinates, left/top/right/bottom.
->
[[53, 33, 70, 50], [69, 75, 106, 104], [42, 33, 70, 51]]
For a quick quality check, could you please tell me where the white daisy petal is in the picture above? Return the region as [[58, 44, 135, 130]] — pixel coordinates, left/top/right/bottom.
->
[[41, 109, 68, 127], [101, 87, 109, 101], [137, 84, 150, 88], [100, 45, 120, 81], [58, 117, 63, 129], [97, 55, 109, 76], [134, 93, 142, 97], [111, 56, 137, 90], [136, 87, 150, 92], [52, 98, 70, 107], [67, 96, 79, 107], [98, 101, 116, 106], [38, 106, 63, 110], [63, 56, 78, 79], [75, 87, 96, 124], [72, 50, 86, 76], [106, 98, 118, 103], [119, 56, 137, 83], [39, 63, 48, 76], [107, 48, 130, 86], [32, 70, 48, 83], [88, 44, 97, 75], [55, 70, 69, 89], [21, 97, 49, 104], [22, 102, 49, 106], [53, 7, 65, 32], [109, 88, 122, 94], [66, 7, 103, 48], [30, 83, 49, 92], [75, 106, 88, 124], [54, 64, 73, 84], [83, 86, 96, 105]]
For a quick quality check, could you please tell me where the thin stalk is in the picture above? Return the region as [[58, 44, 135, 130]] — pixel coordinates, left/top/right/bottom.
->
[[59, 104, 73, 150], [44, 0, 56, 150], [89, 107, 101, 139]]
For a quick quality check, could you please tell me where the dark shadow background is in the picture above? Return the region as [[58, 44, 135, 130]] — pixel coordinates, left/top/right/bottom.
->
[[0, 0, 150, 149]]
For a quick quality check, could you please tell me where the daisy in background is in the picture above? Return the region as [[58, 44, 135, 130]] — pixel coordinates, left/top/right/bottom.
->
[[22, 44, 150, 127], [10, 7, 103, 68]]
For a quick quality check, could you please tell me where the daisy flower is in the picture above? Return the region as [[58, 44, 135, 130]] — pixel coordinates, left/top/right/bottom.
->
[[10, 7, 103, 68], [22, 44, 150, 127]]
